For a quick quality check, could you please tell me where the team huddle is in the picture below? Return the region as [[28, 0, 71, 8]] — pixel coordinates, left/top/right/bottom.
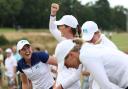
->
[[16, 3, 128, 89]]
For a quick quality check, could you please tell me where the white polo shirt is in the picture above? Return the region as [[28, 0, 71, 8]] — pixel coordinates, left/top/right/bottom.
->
[[17, 52, 54, 89], [80, 43, 128, 89]]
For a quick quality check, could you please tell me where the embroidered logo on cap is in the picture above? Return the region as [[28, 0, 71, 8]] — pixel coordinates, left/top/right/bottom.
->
[[83, 28, 88, 33]]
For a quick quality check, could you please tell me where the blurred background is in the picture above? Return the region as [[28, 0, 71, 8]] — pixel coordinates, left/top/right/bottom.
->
[[0, 0, 128, 89], [0, 0, 128, 52]]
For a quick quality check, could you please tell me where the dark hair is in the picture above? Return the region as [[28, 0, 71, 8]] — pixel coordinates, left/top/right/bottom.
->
[[65, 25, 81, 38], [77, 25, 81, 38]]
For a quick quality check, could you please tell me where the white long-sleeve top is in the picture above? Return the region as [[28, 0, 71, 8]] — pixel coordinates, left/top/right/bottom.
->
[[80, 43, 128, 89], [49, 16, 81, 89], [56, 66, 81, 89], [89, 34, 118, 89], [98, 34, 118, 49], [49, 16, 66, 42]]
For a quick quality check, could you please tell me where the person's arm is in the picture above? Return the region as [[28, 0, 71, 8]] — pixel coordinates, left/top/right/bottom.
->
[[20, 73, 31, 89], [47, 55, 57, 66], [49, 3, 65, 42], [80, 57, 122, 89], [53, 84, 63, 89], [28, 79, 33, 89], [55, 64, 82, 89], [12, 66, 17, 81], [101, 34, 118, 49]]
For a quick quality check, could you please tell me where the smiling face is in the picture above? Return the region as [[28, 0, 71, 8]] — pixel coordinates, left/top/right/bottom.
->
[[58, 25, 74, 39], [19, 44, 32, 61]]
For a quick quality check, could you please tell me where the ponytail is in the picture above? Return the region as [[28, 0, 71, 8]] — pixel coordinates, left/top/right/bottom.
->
[[65, 24, 81, 38], [77, 25, 81, 38]]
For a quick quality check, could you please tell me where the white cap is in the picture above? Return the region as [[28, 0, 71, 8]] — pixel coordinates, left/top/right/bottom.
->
[[55, 39, 75, 72], [82, 21, 99, 41], [54, 15, 78, 28], [5, 48, 12, 53], [17, 40, 30, 52]]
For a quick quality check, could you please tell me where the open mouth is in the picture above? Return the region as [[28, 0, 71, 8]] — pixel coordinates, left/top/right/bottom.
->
[[25, 52, 31, 56]]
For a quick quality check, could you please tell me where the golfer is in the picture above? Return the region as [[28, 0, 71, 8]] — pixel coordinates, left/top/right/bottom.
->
[[17, 40, 57, 89], [54, 39, 128, 89], [81, 21, 118, 89], [49, 3, 81, 89]]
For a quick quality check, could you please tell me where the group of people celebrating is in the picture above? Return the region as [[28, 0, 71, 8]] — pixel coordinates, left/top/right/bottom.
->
[[16, 3, 128, 89]]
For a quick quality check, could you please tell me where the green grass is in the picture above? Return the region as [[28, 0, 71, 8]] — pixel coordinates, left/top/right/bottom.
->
[[0, 28, 16, 32], [110, 32, 128, 52], [0, 28, 49, 33], [0, 28, 128, 52]]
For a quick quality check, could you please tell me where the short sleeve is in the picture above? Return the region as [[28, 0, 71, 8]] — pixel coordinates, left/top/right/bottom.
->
[[17, 61, 23, 73], [36, 51, 49, 63]]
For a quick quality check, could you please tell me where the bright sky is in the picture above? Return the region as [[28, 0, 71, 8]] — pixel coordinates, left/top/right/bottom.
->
[[79, 0, 128, 9]]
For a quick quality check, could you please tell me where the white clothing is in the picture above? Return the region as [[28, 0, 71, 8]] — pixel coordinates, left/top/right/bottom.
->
[[80, 43, 128, 89], [5, 56, 17, 78], [98, 34, 117, 49], [49, 64, 57, 79], [56, 66, 81, 89], [49, 16, 66, 42], [90, 34, 118, 89], [49, 16, 81, 89], [22, 62, 54, 89]]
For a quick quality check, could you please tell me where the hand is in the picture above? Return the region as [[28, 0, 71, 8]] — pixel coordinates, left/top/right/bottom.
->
[[53, 82, 63, 89], [51, 3, 59, 16], [53, 84, 63, 89]]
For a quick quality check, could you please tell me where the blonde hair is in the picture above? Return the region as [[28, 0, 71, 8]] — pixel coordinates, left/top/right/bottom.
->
[[64, 38, 84, 60], [71, 38, 84, 52]]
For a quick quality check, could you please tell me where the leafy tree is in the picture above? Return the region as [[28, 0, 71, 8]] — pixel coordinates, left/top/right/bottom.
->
[[17, 0, 52, 28], [111, 6, 126, 31], [0, 0, 127, 31], [0, 0, 23, 27], [93, 0, 111, 30]]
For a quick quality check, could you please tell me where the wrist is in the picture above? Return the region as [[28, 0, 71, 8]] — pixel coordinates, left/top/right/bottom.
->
[[50, 14, 56, 17]]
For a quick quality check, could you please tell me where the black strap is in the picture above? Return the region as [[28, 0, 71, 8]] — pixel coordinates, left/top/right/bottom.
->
[[125, 87, 128, 89], [49, 86, 53, 89]]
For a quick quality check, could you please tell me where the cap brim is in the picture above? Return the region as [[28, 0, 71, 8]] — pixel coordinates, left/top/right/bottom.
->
[[54, 20, 64, 25], [18, 43, 30, 51], [82, 33, 94, 41]]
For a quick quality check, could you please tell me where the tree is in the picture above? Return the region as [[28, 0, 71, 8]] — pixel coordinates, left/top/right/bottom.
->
[[0, 0, 23, 27], [93, 0, 111, 30], [111, 6, 126, 31]]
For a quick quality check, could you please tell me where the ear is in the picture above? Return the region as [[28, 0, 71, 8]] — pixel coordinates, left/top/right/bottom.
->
[[66, 26, 71, 30], [69, 51, 75, 57]]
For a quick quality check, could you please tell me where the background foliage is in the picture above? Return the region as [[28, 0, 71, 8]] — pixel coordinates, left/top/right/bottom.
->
[[0, 0, 127, 31]]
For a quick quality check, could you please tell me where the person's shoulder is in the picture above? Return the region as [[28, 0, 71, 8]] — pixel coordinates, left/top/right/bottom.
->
[[32, 51, 49, 60], [101, 34, 109, 40], [81, 42, 96, 51], [32, 51, 48, 56], [17, 58, 24, 65], [80, 43, 101, 58]]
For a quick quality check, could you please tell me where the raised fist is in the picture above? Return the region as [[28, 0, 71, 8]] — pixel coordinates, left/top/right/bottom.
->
[[51, 3, 59, 16]]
